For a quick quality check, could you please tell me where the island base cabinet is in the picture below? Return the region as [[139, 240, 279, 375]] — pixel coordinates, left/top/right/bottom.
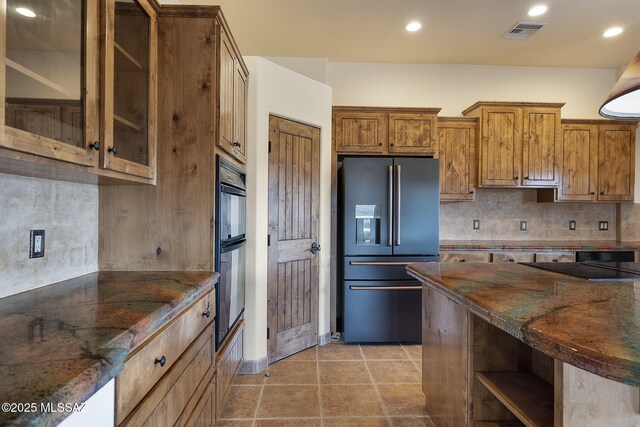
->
[[556, 362, 640, 427], [422, 287, 471, 427]]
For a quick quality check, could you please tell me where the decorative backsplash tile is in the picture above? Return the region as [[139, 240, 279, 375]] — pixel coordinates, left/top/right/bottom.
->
[[441, 189, 618, 240]]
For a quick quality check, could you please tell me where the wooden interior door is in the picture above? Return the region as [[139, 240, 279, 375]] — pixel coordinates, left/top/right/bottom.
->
[[268, 115, 321, 363]]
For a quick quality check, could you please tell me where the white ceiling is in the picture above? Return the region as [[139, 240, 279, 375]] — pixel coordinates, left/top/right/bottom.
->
[[193, 0, 640, 69]]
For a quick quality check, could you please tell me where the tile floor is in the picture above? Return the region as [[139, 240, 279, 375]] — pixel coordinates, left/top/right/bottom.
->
[[217, 341, 434, 427]]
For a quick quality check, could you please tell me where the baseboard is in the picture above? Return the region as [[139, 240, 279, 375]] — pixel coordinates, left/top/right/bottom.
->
[[238, 356, 268, 374], [317, 332, 332, 346]]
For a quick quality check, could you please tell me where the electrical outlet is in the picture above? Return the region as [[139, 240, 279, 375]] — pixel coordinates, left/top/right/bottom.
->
[[598, 221, 609, 231], [520, 221, 527, 231], [473, 220, 480, 230], [569, 220, 576, 230], [29, 230, 45, 258]]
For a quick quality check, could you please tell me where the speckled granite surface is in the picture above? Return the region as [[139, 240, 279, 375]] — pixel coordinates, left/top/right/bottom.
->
[[0, 271, 218, 426], [440, 239, 640, 251], [407, 262, 640, 387]]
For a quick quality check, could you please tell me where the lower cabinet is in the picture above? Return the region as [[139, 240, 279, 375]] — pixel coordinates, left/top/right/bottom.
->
[[115, 290, 216, 426], [440, 250, 576, 263], [216, 321, 244, 416], [439, 251, 491, 263], [491, 251, 535, 263]]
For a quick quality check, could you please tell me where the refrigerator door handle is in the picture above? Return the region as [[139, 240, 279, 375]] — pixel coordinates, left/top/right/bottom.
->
[[387, 165, 393, 246], [395, 164, 401, 246]]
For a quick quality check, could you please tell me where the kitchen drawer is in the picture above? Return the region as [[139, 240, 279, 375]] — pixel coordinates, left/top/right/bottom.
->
[[534, 252, 576, 263], [491, 251, 535, 263], [440, 251, 491, 263], [121, 326, 215, 426], [116, 291, 215, 424]]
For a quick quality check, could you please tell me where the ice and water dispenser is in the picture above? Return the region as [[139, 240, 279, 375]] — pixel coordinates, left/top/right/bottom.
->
[[355, 204, 380, 245]]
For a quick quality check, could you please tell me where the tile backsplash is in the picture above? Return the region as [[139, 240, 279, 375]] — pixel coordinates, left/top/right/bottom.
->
[[440, 189, 618, 240], [0, 173, 98, 298]]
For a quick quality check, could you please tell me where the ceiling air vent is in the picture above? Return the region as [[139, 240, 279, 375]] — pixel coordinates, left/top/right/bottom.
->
[[502, 22, 546, 40]]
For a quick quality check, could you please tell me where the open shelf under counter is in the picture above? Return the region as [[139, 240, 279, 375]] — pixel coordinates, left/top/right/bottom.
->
[[476, 371, 554, 427]]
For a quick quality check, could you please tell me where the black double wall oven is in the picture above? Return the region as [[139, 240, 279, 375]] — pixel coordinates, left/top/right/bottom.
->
[[215, 156, 246, 350]]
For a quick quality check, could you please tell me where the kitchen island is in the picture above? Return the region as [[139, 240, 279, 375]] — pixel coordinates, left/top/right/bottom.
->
[[407, 262, 640, 427], [0, 271, 218, 426]]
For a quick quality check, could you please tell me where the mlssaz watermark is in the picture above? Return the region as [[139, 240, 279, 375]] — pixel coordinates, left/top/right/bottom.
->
[[1, 402, 86, 413]]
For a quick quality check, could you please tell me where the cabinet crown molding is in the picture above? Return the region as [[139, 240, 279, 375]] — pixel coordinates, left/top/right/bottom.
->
[[462, 101, 565, 116]]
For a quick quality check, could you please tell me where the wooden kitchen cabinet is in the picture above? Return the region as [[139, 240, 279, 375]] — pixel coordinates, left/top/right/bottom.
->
[[440, 251, 491, 263], [491, 251, 535, 263], [1, 0, 99, 167], [388, 112, 437, 154], [554, 120, 636, 202], [333, 108, 386, 153], [438, 117, 478, 201], [116, 290, 216, 426], [462, 102, 563, 188], [0, 0, 158, 184], [218, 28, 248, 164], [333, 107, 440, 155], [598, 124, 635, 202], [534, 252, 575, 262], [100, 0, 157, 179]]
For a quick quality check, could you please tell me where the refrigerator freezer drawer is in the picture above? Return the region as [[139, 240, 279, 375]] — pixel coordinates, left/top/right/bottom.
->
[[344, 256, 438, 281], [343, 281, 422, 343]]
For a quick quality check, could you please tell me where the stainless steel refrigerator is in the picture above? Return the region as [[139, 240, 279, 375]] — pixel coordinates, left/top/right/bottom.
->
[[340, 157, 439, 342]]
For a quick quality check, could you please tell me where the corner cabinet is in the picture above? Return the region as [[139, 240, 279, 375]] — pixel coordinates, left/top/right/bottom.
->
[[462, 102, 563, 188], [218, 27, 248, 164], [438, 117, 478, 201], [557, 120, 636, 202], [0, 0, 158, 183], [100, 0, 157, 179], [333, 107, 440, 155]]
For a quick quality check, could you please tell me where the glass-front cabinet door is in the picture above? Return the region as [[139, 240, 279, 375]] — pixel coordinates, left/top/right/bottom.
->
[[101, 0, 156, 179], [2, 0, 99, 166]]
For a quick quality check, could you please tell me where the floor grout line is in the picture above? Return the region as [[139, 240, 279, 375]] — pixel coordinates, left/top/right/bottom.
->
[[248, 370, 267, 427], [315, 345, 325, 427], [358, 342, 393, 426]]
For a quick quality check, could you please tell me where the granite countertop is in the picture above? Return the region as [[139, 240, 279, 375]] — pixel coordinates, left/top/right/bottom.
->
[[0, 271, 218, 426], [407, 262, 640, 387], [440, 239, 640, 251]]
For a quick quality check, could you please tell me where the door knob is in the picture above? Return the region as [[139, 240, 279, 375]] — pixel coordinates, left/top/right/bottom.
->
[[310, 242, 321, 255]]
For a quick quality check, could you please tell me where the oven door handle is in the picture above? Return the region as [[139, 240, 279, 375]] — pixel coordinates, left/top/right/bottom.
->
[[220, 239, 246, 253], [220, 183, 247, 197]]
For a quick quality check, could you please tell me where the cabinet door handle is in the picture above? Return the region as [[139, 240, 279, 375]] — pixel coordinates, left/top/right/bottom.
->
[[514, 176, 519, 180], [378, 142, 382, 146], [507, 258, 515, 262], [154, 356, 166, 367], [109, 146, 119, 155], [89, 141, 100, 151], [459, 258, 466, 262], [590, 192, 595, 195], [233, 141, 241, 147], [600, 191, 605, 195], [524, 176, 529, 180], [202, 308, 211, 318]]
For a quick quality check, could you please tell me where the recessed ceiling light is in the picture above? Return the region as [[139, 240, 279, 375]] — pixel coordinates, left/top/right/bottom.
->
[[527, 5, 548, 17], [16, 7, 36, 18], [405, 22, 422, 32], [603, 27, 623, 38]]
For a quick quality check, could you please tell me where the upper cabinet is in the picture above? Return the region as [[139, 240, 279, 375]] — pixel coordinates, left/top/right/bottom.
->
[[556, 120, 636, 202], [1, 0, 99, 166], [333, 107, 440, 155], [462, 102, 563, 188], [100, 0, 157, 179], [438, 117, 478, 201], [0, 0, 158, 183], [217, 27, 248, 164]]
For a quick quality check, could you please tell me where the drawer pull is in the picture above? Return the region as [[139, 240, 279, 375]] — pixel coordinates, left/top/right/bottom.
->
[[154, 356, 166, 367], [202, 308, 211, 318]]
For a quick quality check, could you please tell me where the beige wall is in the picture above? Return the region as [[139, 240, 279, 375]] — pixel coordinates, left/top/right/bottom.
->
[[244, 57, 332, 364], [0, 174, 98, 298]]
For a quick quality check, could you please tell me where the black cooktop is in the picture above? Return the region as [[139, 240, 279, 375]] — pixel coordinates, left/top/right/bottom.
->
[[521, 262, 640, 281]]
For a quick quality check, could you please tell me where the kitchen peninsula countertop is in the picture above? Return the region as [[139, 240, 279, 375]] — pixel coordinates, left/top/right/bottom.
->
[[407, 262, 640, 386], [440, 239, 640, 251], [0, 271, 218, 426]]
